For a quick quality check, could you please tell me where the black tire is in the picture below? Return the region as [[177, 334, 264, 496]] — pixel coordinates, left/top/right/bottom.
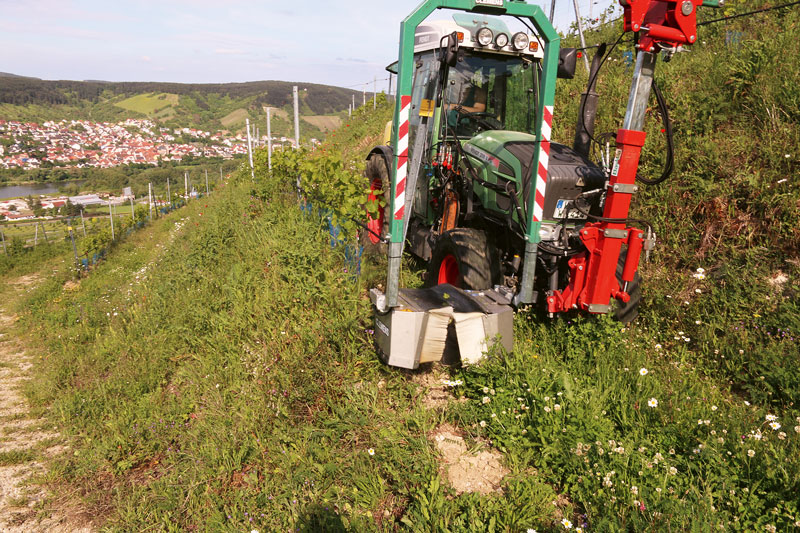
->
[[359, 154, 391, 255], [614, 250, 642, 324], [426, 228, 500, 290]]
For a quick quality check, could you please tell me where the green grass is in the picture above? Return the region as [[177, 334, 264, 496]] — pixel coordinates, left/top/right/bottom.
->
[[0, 449, 36, 466], [114, 93, 179, 115]]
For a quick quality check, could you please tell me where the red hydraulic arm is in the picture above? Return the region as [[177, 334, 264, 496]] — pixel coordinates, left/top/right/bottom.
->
[[548, 0, 717, 316]]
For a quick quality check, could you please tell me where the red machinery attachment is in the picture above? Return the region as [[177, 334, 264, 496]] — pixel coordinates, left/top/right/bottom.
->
[[621, 0, 703, 51], [549, 0, 710, 315]]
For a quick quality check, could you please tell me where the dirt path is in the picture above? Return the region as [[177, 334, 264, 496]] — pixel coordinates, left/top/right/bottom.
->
[[0, 274, 92, 532]]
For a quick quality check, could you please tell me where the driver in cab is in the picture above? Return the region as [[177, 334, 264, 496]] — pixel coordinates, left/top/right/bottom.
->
[[447, 82, 487, 130], [447, 82, 487, 116]]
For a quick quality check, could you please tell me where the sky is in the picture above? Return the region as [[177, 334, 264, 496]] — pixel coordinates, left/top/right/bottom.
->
[[1, 0, 619, 91]]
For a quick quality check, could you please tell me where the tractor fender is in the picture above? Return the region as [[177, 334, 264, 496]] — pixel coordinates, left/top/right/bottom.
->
[[367, 145, 394, 173]]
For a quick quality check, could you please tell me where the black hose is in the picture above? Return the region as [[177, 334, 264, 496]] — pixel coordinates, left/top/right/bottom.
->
[[636, 78, 674, 185], [579, 32, 626, 149]]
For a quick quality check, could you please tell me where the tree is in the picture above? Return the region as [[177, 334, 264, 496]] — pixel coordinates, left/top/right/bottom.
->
[[62, 199, 78, 217], [28, 196, 44, 217]]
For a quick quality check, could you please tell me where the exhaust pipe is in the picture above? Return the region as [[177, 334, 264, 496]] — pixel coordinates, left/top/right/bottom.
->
[[573, 43, 607, 158]]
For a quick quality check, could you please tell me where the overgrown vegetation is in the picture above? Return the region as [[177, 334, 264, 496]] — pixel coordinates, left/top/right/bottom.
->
[[9, 1, 799, 530]]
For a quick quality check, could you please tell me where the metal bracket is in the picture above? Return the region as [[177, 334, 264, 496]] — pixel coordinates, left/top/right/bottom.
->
[[609, 182, 639, 194], [603, 229, 629, 239], [587, 303, 611, 313]]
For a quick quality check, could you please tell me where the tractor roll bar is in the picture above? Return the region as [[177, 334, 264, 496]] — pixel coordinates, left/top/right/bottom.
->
[[385, 0, 560, 308]]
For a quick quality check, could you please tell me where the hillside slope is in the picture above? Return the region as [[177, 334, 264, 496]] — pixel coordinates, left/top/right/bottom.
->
[[12, 2, 800, 531]]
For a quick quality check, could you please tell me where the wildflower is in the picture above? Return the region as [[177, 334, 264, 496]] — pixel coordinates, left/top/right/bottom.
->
[[527, 530, 538, 533], [744, 400, 751, 406], [777, 432, 786, 440], [765, 414, 777, 422], [367, 448, 375, 456], [576, 529, 584, 533], [639, 368, 648, 376], [554, 404, 562, 412], [795, 426, 800, 433], [479, 420, 487, 427], [544, 396, 550, 401], [769, 421, 781, 431], [631, 485, 639, 495], [561, 518, 573, 529], [544, 406, 551, 413], [711, 405, 718, 411], [648, 398, 658, 408], [483, 387, 489, 394], [482, 396, 491, 404], [695, 320, 701, 324], [669, 466, 678, 475], [747, 449, 755, 457], [251, 530, 259, 533], [695, 289, 702, 294], [655, 343, 662, 350]]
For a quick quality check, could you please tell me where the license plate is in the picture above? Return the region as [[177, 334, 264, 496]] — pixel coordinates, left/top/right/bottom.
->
[[475, 0, 504, 6]]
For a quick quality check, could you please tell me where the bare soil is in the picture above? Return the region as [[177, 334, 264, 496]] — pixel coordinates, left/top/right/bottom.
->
[[430, 424, 508, 495]]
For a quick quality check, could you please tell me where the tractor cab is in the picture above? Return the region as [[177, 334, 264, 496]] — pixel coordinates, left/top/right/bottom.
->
[[401, 14, 545, 140]]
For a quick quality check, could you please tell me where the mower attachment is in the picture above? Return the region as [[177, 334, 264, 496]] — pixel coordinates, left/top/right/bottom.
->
[[371, 284, 513, 369]]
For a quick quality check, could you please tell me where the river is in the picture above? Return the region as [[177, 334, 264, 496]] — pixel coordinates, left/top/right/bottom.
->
[[0, 180, 86, 200]]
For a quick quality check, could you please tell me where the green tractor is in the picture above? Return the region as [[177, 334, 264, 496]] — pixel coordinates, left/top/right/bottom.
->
[[366, 0, 712, 368]]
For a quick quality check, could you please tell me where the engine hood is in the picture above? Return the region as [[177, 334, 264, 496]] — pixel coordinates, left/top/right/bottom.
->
[[463, 130, 537, 175]]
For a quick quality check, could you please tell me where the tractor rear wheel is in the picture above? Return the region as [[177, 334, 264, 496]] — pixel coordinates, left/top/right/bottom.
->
[[360, 153, 390, 255], [426, 228, 500, 290], [614, 250, 642, 324]]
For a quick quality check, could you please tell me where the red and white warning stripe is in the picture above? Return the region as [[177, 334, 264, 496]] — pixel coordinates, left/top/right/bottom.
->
[[532, 105, 553, 223], [393, 95, 412, 220]]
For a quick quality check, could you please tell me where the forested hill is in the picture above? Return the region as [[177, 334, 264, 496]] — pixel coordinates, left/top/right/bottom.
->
[[0, 76, 372, 137]]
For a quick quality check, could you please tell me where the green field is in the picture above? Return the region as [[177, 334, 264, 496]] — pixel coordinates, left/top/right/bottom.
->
[[114, 92, 179, 115]]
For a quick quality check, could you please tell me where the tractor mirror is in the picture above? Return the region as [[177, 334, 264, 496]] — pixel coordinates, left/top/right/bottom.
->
[[444, 31, 460, 68], [558, 48, 578, 79]]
